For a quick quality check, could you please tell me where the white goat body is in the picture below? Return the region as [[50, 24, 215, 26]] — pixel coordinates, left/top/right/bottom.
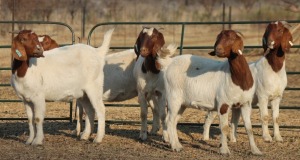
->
[[74, 49, 138, 136], [158, 30, 262, 155], [11, 29, 114, 145]]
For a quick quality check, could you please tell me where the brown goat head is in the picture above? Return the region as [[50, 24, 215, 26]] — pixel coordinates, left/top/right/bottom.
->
[[209, 30, 244, 58], [12, 30, 44, 61], [38, 35, 59, 51], [262, 21, 293, 52], [134, 27, 165, 58]]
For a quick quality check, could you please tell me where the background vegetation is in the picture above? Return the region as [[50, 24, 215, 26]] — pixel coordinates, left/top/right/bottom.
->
[[0, 0, 299, 39]]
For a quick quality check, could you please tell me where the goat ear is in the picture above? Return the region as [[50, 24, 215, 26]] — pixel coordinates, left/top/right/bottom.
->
[[208, 51, 216, 56], [281, 28, 293, 52], [232, 36, 244, 55], [11, 37, 27, 61], [153, 32, 165, 56]]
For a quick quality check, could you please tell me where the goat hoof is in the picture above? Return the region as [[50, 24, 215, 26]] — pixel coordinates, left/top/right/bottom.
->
[[139, 131, 148, 141], [274, 135, 283, 142], [220, 147, 231, 155], [263, 134, 272, 142], [80, 132, 90, 141], [93, 137, 103, 143], [71, 129, 80, 136], [31, 139, 43, 146], [149, 129, 159, 135], [202, 136, 210, 141], [252, 149, 263, 156], [25, 139, 33, 145], [171, 143, 183, 152]]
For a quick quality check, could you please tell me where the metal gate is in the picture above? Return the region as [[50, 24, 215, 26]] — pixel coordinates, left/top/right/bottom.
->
[[0, 20, 299, 129]]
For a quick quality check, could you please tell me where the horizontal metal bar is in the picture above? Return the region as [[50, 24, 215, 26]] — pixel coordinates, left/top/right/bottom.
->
[[0, 44, 72, 49], [287, 72, 300, 74], [0, 68, 11, 70], [105, 104, 140, 107], [104, 120, 300, 129], [0, 100, 22, 102], [252, 106, 299, 109], [0, 99, 298, 110], [91, 20, 300, 26], [110, 45, 300, 50], [0, 117, 70, 121], [0, 84, 11, 87], [285, 87, 300, 90]]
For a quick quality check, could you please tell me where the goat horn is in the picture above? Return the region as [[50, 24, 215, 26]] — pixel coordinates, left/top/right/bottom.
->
[[234, 30, 244, 38], [280, 21, 292, 28], [142, 26, 150, 29]]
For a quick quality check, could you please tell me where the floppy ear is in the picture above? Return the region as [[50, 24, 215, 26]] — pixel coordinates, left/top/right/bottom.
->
[[11, 37, 27, 61], [134, 35, 140, 58], [153, 32, 165, 57], [232, 36, 244, 55], [281, 28, 293, 52]]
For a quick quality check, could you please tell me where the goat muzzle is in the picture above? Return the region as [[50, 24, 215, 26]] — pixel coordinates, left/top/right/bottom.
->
[[140, 47, 150, 57]]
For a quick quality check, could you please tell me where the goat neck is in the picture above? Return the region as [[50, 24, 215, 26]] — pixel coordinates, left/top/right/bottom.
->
[[228, 52, 254, 91], [265, 46, 285, 72], [142, 55, 160, 74]]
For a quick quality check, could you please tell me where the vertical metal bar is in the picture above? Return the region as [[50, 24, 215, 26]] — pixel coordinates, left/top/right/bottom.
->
[[179, 24, 185, 55], [228, 6, 232, 30], [222, 3, 225, 30], [69, 101, 73, 123], [11, 0, 15, 66], [81, 0, 87, 39]]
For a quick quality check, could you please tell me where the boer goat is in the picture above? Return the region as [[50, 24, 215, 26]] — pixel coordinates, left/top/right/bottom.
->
[[133, 27, 170, 140], [203, 21, 293, 143], [157, 30, 262, 155], [10, 29, 114, 145]]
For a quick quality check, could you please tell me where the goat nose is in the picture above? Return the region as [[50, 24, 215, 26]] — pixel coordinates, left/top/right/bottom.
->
[[216, 46, 224, 53], [140, 47, 148, 53]]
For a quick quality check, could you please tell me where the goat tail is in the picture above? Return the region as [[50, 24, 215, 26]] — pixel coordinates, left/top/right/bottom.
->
[[157, 43, 178, 70], [98, 28, 115, 55]]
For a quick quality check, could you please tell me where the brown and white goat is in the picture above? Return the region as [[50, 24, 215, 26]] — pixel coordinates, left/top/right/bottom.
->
[[157, 30, 261, 155], [10, 29, 114, 145], [203, 21, 294, 143], [249, 21, 293, 142], [133, 27, 170, 140]]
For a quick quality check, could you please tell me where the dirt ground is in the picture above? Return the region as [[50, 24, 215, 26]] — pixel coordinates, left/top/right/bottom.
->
[[0, 37, 300, 159]]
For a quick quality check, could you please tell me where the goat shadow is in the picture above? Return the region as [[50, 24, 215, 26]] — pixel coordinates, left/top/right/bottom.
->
[[102, 57, 137, 101], [0, 121, 76, 142], [103, 120, 221, 153], [185, 55, 229, 78]]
